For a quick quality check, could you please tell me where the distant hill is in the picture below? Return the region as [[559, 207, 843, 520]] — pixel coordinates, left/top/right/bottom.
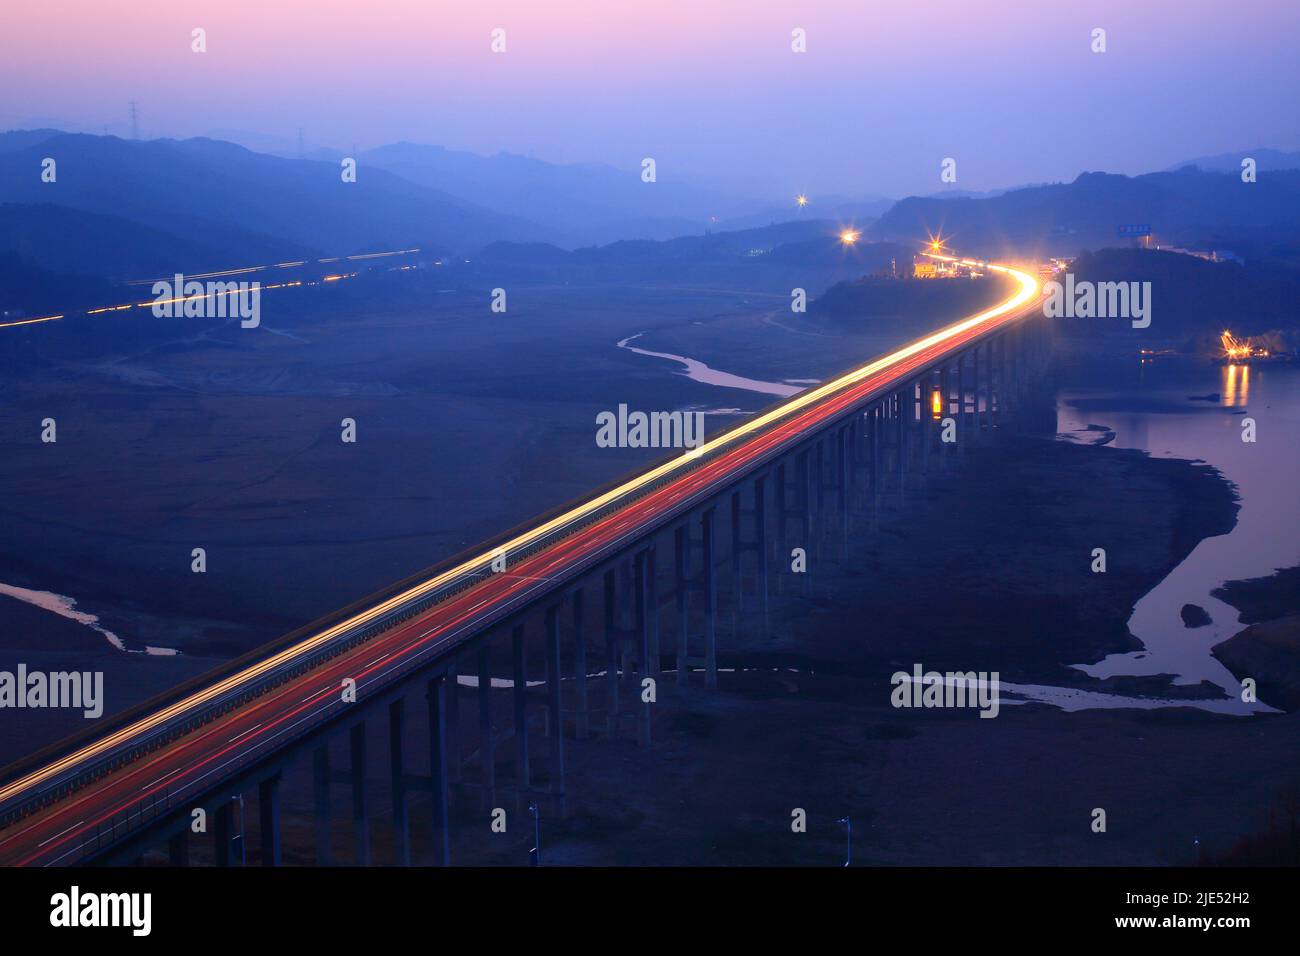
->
[[0, 251, 121, 317], [870, 168, 1300, 262], [0, 131, 558, 258], [811, 274, 1010, 334], [471, 220, 905, 292], [1169, 148, 1300, 174], [360, 141, 761, 247], [718, 193, 894, 233], [0, 203, 318, 281], [1057, 248, 1300, 349]]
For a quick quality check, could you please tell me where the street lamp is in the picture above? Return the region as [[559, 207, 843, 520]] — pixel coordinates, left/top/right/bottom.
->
[[529, 803, 540, 866], [837, 816, 851, 867]]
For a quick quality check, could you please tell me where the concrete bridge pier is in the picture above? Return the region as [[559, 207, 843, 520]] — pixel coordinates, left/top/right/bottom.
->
[[643, 545, 660, 679], [350, 723, 371, 864], [814, 437, 826, 526], [674, 506, 720, 690], [477, 643, 496, 809], [426, 675, 451, 865], [389, 698, 410, 865], [701, 506, 718, 689], [167, 829, 188, 867], [755, 475, 769, 624], [915, 378, 929, 482], [774, 461, 788, 557], [603, 568, 620, 737], [730, 490, 744, 612], [728, 475, 771, 633], [835, 425, 850, 557], [308, 727, 372, 866], [444, 657, 462, 784], [312, 745, 332, 864], [633, 548, 654, 746], [894, 387, 908, 504], [792, 449, 813, 593], [601, 552, 652, 744], [212, 797, 236, 867], [543, 605, 566, 811], [258, 774, 281, 866], [957, 351, 968, 446], [921, 376, 934, 478], [990, 335, 1002, 428], [567, 587, 589, 738], [868, 404, 882, 527], [511, 624, 531, 800], [674, 523, 690, 683], [1015, 326, 1028, 408]]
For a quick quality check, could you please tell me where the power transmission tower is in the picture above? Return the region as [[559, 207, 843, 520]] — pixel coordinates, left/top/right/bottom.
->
[[129, 101, 139, 140]]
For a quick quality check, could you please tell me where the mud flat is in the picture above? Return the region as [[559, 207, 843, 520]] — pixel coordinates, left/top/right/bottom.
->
[[1212, 566, 1300, 712], [428, 435, 1299, 867]]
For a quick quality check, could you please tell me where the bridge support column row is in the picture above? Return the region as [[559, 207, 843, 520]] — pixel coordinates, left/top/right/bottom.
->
[[673, 507, 718, 690], [258, 775, 281, 866], [213, 799, 235, 867], [308, 730, 371, 866], [728, 476, 769, 626]]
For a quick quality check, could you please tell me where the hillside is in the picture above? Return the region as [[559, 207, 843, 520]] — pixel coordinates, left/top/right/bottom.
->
[[1057, 248, 1300, 349], [360, 141, 759, 247], [0, 202, 318, 281], [0, 131, 557, 258], [871, 169, 1300, 263]]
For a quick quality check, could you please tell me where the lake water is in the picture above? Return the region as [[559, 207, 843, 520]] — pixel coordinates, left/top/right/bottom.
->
[[607, 338, 1296, 715], [617, 333, 803, 397], [1058, 358, 1300, 714]]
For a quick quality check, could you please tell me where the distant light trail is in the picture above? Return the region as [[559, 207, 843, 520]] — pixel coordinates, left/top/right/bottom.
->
[[0, 314, 64, 329], [2, 248, 422, 332]]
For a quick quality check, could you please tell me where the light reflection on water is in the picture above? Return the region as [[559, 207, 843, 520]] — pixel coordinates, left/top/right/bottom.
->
[[1223, 362, 1249, 407], [1057, 359, 1299, 715]]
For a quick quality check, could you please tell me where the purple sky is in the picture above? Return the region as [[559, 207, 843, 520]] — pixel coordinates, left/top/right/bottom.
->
[[4, 0, 1298, 199]]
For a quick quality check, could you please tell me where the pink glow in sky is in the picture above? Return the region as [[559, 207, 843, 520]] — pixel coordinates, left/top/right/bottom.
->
[[3, 0, 1298, 197]]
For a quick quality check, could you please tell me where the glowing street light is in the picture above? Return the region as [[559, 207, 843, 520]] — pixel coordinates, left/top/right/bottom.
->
[[796, 194, 809, 208], [839, 229, 860, 245]]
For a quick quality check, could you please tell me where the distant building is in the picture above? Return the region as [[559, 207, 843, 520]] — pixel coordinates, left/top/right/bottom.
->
[[912, 256, 981, 279]]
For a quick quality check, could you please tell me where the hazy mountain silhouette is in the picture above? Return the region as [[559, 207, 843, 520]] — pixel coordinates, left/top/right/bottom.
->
[[0, 131, 558, 258], [871, 168, 1300, 260], [359, 141, 761, 246], [0, 202, 317, 280], [479, 220, 842, 266], [1168, 148, 1300, 174], [0, 250, 120, 316], [471, 220, 906, 291]]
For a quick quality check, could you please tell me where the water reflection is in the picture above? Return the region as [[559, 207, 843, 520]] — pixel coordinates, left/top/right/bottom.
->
[[1222, 362, 1249, 407]]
